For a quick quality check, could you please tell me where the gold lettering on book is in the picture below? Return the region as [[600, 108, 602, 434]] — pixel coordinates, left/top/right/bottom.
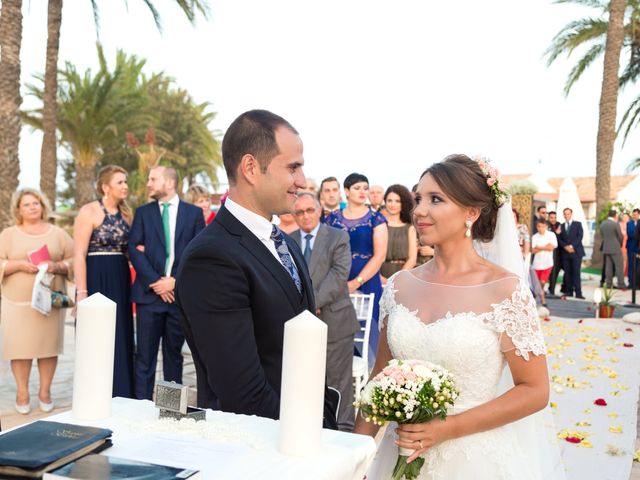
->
[[55, 429, 83, 439]]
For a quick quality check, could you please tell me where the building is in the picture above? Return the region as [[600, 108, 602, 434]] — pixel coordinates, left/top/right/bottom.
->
[[502, 174, 640, 220]]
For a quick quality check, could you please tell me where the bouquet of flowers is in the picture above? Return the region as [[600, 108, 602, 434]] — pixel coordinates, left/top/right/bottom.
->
[[355, 359, 458, 480]]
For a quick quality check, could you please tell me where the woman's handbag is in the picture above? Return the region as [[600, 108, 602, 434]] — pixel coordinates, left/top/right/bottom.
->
[[51, 290, 75, 308], [31, 263, 75, 312]]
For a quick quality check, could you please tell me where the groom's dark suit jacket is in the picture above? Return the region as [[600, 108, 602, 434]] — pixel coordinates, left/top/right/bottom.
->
[[176, 205, 337, 427]]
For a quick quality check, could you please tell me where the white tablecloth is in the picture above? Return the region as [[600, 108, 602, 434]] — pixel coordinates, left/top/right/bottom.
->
[[47, 398, 375, 480]]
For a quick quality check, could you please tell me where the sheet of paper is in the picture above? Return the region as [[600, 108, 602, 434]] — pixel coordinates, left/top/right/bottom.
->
[[112, 434, 252, 474]]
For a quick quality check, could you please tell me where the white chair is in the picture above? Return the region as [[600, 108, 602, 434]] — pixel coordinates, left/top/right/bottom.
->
[[350, 292, 375, 402]]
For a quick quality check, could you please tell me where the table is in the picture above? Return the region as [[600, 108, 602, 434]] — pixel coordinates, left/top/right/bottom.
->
[[46, 398, 375, 480]]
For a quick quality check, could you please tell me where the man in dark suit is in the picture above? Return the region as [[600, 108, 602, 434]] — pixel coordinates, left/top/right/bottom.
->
[[558, 207, 585, 299], [627, 208, 640, 287], [291, 192, 358, 432], [176, 110, 337, 428], [128, 166, 205, 400], [547, 211, 563, 296], [601, 209, 626, 289], [532, 205, 548, 233], [318, 176, 342, 222]]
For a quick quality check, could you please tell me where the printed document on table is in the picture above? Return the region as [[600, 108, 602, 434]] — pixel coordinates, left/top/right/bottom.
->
[[114, 435, 251, 474]]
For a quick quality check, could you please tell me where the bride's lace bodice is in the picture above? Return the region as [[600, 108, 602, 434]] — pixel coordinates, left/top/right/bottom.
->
[[379, 270, 546, 411]]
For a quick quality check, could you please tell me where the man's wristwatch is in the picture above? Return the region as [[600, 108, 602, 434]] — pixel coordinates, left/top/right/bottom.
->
[[356, 276, 364, 285]]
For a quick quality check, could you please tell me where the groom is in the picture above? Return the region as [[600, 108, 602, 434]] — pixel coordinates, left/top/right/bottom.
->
[[176, 110, 338, 428]]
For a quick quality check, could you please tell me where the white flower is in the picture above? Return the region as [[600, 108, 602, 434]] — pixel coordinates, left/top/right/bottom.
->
[[413, 364, 431, 378]]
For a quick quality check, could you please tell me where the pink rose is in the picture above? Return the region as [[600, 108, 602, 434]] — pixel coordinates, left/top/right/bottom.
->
[[487, 178, 496, 187], [404, 372, 417, 381]]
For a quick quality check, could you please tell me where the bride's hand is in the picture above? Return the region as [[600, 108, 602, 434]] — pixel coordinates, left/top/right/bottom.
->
[[395, 418, 453, 463]]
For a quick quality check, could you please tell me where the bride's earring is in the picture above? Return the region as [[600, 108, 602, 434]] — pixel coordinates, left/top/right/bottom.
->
[[465, 220, 472, 238]]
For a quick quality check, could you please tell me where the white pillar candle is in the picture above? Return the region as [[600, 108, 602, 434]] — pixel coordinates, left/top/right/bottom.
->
[[72, 293, 116, 420], [278, 310, 328, 457]]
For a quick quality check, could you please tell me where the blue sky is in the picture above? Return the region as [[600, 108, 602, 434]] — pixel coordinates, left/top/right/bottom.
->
[[17, 0, 640, 192]]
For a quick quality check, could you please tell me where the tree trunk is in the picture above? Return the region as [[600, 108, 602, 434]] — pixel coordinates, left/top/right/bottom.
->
[[75, 162, 97, 208], [0, 0, 23, 229], [593, 0, 626, 268], [40, 0, 63, 207]]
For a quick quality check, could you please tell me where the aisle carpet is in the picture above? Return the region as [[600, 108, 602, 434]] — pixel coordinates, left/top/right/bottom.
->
[[544, 316, 640, 479]]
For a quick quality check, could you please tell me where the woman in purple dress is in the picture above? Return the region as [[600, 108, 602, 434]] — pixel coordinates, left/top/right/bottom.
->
[[323, 173, 388, 363]]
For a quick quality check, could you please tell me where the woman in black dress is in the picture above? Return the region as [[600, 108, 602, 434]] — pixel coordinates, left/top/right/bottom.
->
[[73, 165, 134, 398]]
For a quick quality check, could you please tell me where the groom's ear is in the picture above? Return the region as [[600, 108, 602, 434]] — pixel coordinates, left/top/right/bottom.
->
[[239, 154, 261, 186]]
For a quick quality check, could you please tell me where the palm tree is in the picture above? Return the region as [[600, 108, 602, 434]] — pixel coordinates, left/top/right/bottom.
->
[[145, 79, 221, 186], [116, 77, 222, 207], [546, 0, 627, 266], [25, 47, 152, 207], [545, 1, 640, 94], [40, 0, 63, 207], [39, 0, 210, 206], [0, 0, 23, 230], [594, 0, 626, 266]]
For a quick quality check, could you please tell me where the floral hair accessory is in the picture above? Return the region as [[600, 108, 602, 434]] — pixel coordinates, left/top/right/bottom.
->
[[472, 155, 509, 207]]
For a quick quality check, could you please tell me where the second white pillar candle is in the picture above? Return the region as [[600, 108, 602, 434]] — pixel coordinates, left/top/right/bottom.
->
[[278, 310, 328, 457]]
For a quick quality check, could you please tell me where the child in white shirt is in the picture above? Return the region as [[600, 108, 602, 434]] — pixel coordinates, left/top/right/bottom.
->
[[531, 219, 558, 307]]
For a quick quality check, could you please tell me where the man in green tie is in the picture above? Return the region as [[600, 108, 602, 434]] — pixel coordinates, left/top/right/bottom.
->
[[129, 166, 205, 400]]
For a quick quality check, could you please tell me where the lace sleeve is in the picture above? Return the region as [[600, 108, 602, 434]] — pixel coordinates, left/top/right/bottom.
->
[[486, 279, 547, 360], [378, 273, 398, 331]]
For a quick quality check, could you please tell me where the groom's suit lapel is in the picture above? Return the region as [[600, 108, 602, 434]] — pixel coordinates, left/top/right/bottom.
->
[[216, 207, 306, 311]]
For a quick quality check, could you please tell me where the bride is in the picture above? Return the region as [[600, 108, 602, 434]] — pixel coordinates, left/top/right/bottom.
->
[[354, 154, 565, 479]]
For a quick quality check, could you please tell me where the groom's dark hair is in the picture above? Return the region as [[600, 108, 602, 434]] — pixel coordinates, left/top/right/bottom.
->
[[222, 109, 298, 185]]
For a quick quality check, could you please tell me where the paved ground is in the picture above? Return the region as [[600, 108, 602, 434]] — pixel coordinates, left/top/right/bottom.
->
[[0, 310, 197, 431], [546, 273, 640, 479], [1, 272, 640, 477]]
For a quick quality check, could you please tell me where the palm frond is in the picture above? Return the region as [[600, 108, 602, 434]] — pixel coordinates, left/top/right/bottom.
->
[[553, 0, 608, 9], [140, 0, 163, 32], [175, 0, 211, 23], [625, 156, 640, 172], [90, 0, 100, 38], [545, 17, 608, 66], [564, 42, 606, 95], [618, 93, 640, 143]]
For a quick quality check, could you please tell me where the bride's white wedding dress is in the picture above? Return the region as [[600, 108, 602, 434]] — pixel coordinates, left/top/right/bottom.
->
[[366, 269, 565, 480]]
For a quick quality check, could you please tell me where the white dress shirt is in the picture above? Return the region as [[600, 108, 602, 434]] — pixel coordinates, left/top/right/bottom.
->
[[301, 223, 321, 251], [225, 197, 299, 275], [158, 194, 179, 275]]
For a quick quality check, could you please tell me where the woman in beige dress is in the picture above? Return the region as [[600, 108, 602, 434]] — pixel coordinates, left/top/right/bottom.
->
[[0, 189, 73, 414]]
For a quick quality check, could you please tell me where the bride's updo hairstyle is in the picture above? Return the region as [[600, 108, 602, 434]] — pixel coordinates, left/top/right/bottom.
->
[[420, 154, 499, 242]]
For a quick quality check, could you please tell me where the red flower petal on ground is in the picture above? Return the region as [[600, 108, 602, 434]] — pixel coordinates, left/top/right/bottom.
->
[[594, 398, 608, 406], [565, 436, 582, 444], [625, 328, 633, 332], [623, 343, 634, 348], [578, 319, 584, 324], [544, 317, 551, 322]]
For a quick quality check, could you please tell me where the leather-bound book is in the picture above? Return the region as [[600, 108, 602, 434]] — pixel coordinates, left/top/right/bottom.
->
[[0, 421, 112, 478]]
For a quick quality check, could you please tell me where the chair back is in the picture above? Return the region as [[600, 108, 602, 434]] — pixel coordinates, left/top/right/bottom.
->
[[350, 292, 375, 372]]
